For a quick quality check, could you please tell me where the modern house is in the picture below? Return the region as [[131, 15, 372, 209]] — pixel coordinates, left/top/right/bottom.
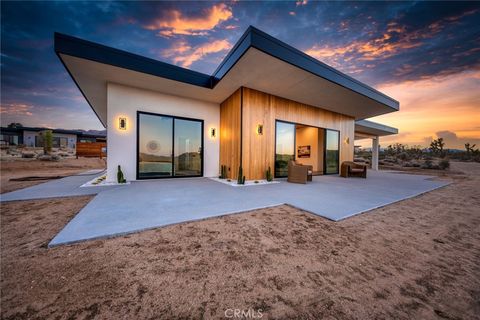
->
[[0, 126, 106, 149], [55, 26, 398, 182]]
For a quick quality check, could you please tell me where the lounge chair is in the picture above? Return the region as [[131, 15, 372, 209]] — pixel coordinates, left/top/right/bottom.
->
[[340, 161, 367, 178], [287, 161, 313, 184]]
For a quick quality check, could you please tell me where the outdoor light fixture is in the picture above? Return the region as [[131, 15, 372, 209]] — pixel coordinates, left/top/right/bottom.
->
[[257, 124, 263, 135], [119, 117, 127, 130], [344, 137, 350, 144], [210, 127, 216, 138]]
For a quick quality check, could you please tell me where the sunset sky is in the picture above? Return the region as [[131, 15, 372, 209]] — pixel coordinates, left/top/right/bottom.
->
[[1, 1, 479, 149]]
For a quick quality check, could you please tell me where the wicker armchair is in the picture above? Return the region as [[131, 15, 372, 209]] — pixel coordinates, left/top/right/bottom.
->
[[287, 161, 313, 184], [340, 161, 367, 178]]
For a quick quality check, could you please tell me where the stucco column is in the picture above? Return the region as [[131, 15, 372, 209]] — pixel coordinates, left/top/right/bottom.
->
[[372, 136, 379, 171]]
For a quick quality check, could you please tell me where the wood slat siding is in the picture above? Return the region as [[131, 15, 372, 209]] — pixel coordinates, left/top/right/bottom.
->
[[219, 89, 242, 179], [76, 142, 106, 158], [219, 87, 355, 180], [241, 87, 355, 180]]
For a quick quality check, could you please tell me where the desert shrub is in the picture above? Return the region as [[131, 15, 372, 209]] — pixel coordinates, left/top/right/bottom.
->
[[422, 159, 433, 169], [397, 152, 408, 161], [403, 162, 412, 167], [438, 159, 450, 170]]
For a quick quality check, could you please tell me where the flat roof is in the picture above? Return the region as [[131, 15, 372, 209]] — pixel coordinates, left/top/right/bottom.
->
[[55, 26, 399, 127], [355, 120, 398, 137]]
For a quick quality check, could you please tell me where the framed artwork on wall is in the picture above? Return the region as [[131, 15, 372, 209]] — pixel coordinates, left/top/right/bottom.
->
[[298, 145, 311, 158]]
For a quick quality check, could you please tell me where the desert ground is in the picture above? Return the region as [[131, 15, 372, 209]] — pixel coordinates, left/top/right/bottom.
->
[[1, 161, 479, 319], [0, 157, 105, 194]]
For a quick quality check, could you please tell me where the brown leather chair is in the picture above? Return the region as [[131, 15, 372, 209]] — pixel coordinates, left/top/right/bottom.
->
[[287, 161, 313, 184], [340, 161, 367, 178]]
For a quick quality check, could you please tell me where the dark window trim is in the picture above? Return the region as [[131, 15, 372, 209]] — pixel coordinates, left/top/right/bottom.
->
[[136, 111, 204, 180], [274, 120, 296, 178], [323, 128, 341, 175], [274, 119, 341, 177]]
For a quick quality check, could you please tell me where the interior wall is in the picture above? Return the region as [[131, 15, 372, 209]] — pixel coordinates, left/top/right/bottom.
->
[[295, 126, 319, 171], [241, 87, 354, 180]]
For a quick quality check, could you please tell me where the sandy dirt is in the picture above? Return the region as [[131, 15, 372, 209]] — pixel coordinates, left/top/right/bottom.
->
[[0, 157, 105, 194], [1, 162, 479, 319]]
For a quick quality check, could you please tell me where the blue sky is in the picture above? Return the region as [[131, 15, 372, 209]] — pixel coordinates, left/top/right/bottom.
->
[[1, 1, 479, 148]]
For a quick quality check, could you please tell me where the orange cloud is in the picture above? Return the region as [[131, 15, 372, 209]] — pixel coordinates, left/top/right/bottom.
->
[[0, 103, 33, 116], [162, 39, 232, 68], [358, 70, 480, 149], [305, 30, 423, 67], [144, 3, 233, 37]]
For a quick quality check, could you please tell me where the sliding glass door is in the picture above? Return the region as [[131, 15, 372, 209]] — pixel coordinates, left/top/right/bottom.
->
[[137, 112, 203, 179], [325, 129, 340, 174], [174, 119, 202, 176], [275, 121, 295, 177]]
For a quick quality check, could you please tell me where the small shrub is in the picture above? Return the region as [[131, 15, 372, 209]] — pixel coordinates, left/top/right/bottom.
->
[[117, 165, 126, 183], [438, 159, 450, 170], [422, 159, 433, 169], [398, 152, 409, 161], [43, 130, 53, 155], [265, 166, 273, 182], [254, 180, 259, 184]]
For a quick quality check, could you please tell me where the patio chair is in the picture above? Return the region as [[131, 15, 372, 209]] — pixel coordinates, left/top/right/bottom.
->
[[340, 161, 367, 178], [287, 161, 313, 184]]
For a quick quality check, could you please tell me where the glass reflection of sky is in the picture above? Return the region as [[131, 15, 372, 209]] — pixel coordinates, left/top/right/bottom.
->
[[174, 119, 201, 156], [276, 122, 295, 155], [139, 114, 202, 157], [139, 114, 172, 156], [326, 130, 339, 151]]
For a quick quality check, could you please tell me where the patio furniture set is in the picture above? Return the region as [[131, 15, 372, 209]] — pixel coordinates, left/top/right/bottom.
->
[[287, 160, 367, 184]]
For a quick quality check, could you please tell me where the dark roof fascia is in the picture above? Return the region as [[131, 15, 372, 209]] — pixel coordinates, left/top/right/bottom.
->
[[54, 26, 399, 114], [212, 27, 399, 110], [54, 33, 212, 88], [355, 120, 398, 135]]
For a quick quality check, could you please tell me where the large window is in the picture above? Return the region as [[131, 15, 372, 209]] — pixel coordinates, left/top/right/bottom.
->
[[275, 121, 295, 177], [325, 129, 340, 174], [137, 112, 203, 179]]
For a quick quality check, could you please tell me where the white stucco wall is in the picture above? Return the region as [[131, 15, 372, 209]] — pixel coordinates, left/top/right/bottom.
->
[[106, 83, 220, 182]]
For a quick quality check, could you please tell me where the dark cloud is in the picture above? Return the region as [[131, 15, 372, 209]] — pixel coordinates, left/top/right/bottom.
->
[[1, 1, 479, 129]]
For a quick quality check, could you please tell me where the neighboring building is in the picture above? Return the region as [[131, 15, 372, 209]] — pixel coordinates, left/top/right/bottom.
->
[[55, 26, 398, 182], [0, 126, 106, 149]]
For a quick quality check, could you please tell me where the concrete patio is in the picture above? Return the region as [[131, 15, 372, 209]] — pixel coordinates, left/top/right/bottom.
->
[[45, 170, 449, 246]]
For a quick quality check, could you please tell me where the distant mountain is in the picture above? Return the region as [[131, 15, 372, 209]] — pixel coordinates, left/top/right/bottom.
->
[[76, 129, 107, 136], [139, 153, 171, 162]]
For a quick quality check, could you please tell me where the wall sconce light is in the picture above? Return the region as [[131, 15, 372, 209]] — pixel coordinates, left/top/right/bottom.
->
[[256, 124, 263, 135], [119, 117, 127, 130], [210, 127, 216, 138], [344, 137, 350, 144]]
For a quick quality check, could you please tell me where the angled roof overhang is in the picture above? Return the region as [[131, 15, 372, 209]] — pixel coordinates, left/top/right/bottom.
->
[[55, 26, 399, 128], [355, 120, 398, 139]]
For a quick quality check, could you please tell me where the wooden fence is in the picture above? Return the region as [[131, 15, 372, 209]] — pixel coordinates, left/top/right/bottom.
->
[[76, 142, 106, 158]]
